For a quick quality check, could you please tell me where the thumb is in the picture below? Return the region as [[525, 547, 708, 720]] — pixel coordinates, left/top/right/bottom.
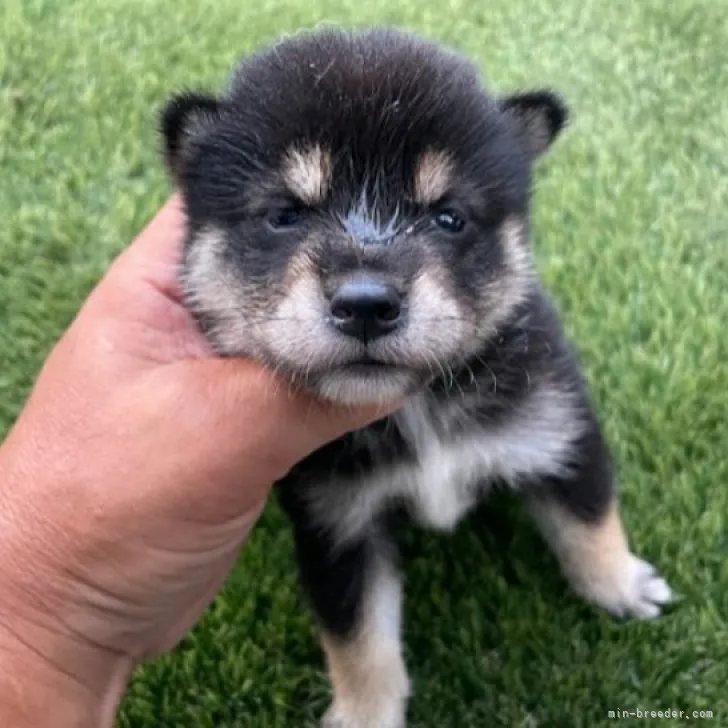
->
[[287, 388, 405, 457], [183, 358, 404, 484]]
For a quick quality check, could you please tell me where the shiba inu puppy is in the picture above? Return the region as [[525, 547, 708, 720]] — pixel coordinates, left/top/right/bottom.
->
[[161, 27, 672, 728]]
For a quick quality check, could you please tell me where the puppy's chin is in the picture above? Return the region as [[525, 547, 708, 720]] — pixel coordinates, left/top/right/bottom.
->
[[310, 367, 421, 406]]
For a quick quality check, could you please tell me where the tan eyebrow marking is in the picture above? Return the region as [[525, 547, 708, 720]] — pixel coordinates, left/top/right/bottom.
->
[[413, 149, 455, 205], [281, 144, 332, 205]]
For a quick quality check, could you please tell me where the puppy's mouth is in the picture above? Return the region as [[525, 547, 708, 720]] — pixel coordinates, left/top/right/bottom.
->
[[311, 354, 420, 405], [339, 356, 399, 375]]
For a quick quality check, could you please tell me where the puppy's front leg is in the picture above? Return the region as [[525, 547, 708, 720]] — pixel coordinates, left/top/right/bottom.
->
[[525, 423, 672, 619], [320, 549, 410, 728], [285, 505, 410, 728]]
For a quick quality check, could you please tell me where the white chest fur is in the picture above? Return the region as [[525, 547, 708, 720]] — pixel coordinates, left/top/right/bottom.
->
[[392, 397, 483, 530], [306, 389, 584, 545]]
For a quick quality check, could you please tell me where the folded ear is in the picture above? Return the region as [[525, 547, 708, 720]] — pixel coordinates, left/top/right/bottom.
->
[[160, 91, 221, 182], [499, 91, 568, 160]]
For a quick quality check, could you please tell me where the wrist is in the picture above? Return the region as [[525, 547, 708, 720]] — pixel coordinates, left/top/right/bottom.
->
[[0, 622, 129, 728], [0, 438, 131, 728]]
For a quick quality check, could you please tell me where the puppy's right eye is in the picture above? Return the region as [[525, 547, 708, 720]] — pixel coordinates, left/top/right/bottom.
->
[[432, 208, 467, 234], [267, 205, 306, 230]]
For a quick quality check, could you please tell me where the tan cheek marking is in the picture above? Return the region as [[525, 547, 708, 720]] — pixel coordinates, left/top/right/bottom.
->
[[282, 241, 318, 286], [274, 259, 324, 336], [475, 214, 533, 339], [500, 215, 533, 284], [394, 263, 471, 367], [410, 266, 464, 332], [181, 227, 240, 314], [281, 145, 332, 205], [413, 149, 454, 205], [275, 244, 324, 327], [180, 226, 262, 355]]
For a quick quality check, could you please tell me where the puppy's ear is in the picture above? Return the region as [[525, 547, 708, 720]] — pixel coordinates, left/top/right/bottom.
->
[[160, 92, 221, 183], [499, 91, 568, 160]]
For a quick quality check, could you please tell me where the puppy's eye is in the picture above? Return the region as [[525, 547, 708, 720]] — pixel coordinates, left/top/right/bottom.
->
[[267, 206, 305, 230], [432, 208, 466, 234]]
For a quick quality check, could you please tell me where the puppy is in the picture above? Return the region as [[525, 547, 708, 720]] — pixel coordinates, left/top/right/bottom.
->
[[160, 27, 672, 728]]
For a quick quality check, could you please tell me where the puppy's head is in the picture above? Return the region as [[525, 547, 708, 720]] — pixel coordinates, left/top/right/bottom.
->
[[161, 28, 567, 405]]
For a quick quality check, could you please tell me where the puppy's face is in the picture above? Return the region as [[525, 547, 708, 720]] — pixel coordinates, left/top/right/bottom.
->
[[162, 29, 567, 405]]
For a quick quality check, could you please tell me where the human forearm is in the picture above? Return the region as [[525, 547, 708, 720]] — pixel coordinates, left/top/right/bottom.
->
[[0, 630, 127, 728], [0, 439, 129, 728]]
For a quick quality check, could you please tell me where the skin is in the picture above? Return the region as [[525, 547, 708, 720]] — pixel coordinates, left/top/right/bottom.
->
[[0, 196, 400, 727]]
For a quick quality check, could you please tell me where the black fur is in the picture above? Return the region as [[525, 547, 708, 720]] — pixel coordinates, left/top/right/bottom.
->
[[500, 90, 569, 157], [282, 487, 376, 637], [160, 91, 220, 181], [161, 27, 670, 726], [277, 284, 613, 641]]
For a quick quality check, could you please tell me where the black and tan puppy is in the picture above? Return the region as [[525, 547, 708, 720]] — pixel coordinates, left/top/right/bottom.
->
[[161, 27, 672, 728]]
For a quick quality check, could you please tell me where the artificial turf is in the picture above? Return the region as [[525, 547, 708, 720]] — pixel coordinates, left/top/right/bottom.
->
[[1, 0, 727, 725]]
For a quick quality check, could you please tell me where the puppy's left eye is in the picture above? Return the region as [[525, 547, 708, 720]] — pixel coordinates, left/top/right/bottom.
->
[[432, 208, 466, 234], [268, 205, 305, 230]]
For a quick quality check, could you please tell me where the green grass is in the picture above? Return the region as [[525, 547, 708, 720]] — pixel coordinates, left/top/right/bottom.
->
[[2, 0, 727, 725]]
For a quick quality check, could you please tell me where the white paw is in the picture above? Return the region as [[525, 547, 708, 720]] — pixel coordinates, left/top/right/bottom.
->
[[322, 702, 406, 728], [576, 553, 673, 620]]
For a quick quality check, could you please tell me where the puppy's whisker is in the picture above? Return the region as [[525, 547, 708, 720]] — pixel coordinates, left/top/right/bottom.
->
[[462, 361, 482, 399], [472, 354, 499, 395], [445, 362, 465, 400]]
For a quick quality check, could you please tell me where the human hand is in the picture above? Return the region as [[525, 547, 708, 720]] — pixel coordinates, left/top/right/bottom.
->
[[0, 196, 401, 726]]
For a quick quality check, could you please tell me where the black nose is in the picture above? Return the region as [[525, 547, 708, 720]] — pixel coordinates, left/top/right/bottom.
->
[[330, 279, 402, 342]]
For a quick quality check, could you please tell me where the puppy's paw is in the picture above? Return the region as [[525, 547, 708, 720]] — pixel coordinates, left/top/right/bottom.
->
[[322, 702, 406, 728], [576, 553, 673, 620]]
